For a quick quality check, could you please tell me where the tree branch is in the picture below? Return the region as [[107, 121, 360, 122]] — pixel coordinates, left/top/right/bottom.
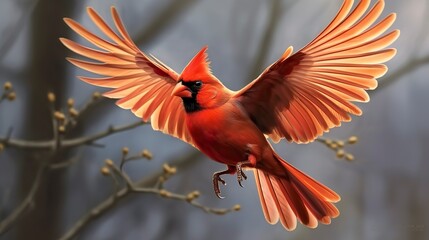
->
[[58, 151, 238, 240], [0, 82, 15, 105], [62, 121, 147, 148], [0, 121, 147, 150], [0, 161, 47, 235]]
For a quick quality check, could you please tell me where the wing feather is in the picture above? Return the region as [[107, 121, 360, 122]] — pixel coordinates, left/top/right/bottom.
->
[[62, 7, 194, 146], [235, 0, 398, 143]]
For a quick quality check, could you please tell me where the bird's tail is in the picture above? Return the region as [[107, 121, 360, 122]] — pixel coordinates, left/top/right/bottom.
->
[[253, 152, 340, 230]]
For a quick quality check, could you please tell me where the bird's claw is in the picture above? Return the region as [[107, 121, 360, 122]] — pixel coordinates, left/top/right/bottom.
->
[[236, 163, 248, 188], [213, 173, 226, 199]]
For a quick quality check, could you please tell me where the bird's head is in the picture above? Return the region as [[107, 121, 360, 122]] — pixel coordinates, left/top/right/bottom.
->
[[173, 46, 230, 113]]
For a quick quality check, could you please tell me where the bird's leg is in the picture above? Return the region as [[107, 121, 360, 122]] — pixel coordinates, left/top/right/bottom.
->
[[236, 144, 259, 187], [212, 165, 236, 199]]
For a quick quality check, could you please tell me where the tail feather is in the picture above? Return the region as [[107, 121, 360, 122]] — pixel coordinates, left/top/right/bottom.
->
[[254, 169, 280, 224], [290, 175, 336, 223], [282, 160, 341, 202], [255, 170, 296, 229], [271, 174, 310, 226], [254, 154, 340, 230]]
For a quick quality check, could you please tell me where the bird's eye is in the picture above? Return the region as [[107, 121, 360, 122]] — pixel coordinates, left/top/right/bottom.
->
[[194, 81, 202, 87]]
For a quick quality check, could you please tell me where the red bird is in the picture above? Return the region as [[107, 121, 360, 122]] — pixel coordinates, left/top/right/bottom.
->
[[61, 0, 399, 230]]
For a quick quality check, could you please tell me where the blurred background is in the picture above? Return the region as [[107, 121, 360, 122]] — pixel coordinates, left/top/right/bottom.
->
[[0, 0, 428, 239]]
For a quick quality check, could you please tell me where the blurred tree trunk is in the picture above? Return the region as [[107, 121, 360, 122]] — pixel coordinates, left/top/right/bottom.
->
[[15, 1, 79, 239]]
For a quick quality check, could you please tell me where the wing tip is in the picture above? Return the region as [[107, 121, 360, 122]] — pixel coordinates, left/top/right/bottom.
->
[[370, 78, 379, 90], [63, 17, 83, 32], [59, 37, 68, 45], [393, 29, 401, 39], [389, 12, 397, 21], [86, 6, 95, 14], [281, 46, 294, 60], [63, 17, 73, 25], [332, 194, 342, 203], [110, 6, 118, 13], [388, 48, 398, 60], [110, 6, 121, 20], [65, 57, 75, 64]]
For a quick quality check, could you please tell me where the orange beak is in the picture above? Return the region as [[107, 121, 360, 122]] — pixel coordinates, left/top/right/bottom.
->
[[172, 83, 192, 98]]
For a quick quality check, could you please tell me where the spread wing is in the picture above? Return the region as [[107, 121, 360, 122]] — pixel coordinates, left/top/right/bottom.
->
[[234, 0, 399, 143], [61, 7, 194, 146]]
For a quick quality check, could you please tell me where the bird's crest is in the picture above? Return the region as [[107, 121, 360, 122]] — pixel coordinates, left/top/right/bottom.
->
[[180, 46, 212, 82]]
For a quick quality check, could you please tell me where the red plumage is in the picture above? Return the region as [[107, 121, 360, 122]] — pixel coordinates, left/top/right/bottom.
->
[[61, 0, 398, 230]]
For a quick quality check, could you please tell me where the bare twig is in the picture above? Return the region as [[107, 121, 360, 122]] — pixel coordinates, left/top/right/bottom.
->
[[66, 92, 103, 128], [0, 121, 146, 150], [130, 187, 239, 215], [58, 187, 129, 240], [0, 161, 47, 234], [58, 151, 220, 240], [49, 156, 80, 170], [0, 111, 145, 235], [0, 82, 15, 105], [63, 121, 147, 148], [49, 97, 62, 151], [109, 162, 135, 188], [119, 148, 151, 170], [316, 136, 358, 161]]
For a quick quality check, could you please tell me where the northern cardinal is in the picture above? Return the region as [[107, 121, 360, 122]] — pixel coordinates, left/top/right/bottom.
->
[[61, 0, 398, 230]]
